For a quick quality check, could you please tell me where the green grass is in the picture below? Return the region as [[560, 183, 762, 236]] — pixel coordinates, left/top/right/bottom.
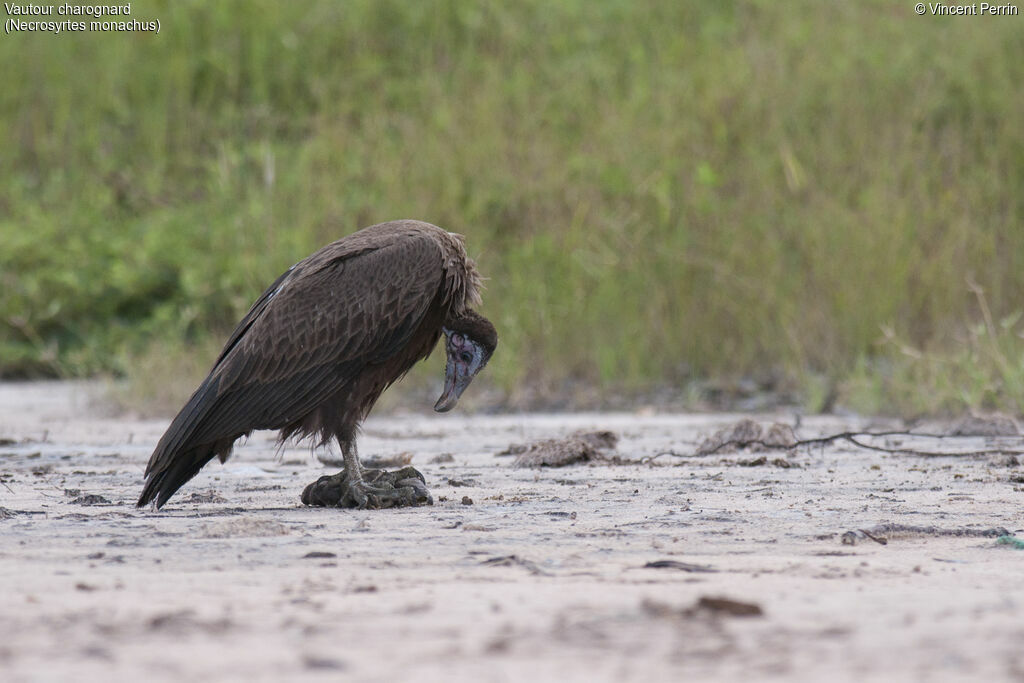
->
[[2, 0, 1023, 416]]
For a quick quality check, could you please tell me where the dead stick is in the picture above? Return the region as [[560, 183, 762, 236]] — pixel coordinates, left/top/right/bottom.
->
[[689, 430, 1024, 459]]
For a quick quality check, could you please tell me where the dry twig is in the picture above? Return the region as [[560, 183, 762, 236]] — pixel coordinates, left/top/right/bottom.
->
[[664, 428, 1024, 460]]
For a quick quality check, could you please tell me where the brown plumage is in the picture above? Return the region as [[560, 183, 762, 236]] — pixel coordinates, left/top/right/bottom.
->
[[138, 220, 497, 509]]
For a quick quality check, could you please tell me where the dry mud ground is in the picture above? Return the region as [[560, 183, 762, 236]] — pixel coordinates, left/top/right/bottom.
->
[[1, 381, 1023, 683]]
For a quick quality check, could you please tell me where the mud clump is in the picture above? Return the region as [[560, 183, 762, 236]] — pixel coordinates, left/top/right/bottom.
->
[[507, 430, 619, 468], [642, 595, 763, 619], [572, 430, 618, 450], [949, 415, 1019, 437], [737, 455, 797, 468], [696, 419, 797, 455], [186, 491, 227, 504], [513, 438, 596, 468], [69, 494, 112, 506], [694, 596, 763, 617]]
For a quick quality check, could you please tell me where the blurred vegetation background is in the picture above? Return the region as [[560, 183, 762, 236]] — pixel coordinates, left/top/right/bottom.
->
[[2, 0, 1023, 416]]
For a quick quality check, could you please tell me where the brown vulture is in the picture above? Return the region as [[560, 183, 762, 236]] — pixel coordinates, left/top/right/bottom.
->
[[137, 220, 497, 509]]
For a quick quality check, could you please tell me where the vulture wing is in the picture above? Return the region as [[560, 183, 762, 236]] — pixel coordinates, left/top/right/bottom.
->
[[138, 231, 447, 507]]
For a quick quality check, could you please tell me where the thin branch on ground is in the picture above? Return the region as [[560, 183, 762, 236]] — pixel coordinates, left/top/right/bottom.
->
[[646, 430, 1024, 462]]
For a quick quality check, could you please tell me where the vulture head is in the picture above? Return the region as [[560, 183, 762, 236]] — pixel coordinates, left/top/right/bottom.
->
[[435, 310, 498, 412]]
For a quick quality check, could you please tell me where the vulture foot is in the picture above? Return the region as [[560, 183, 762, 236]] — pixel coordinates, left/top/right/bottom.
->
[[301, 466, 432, 509]]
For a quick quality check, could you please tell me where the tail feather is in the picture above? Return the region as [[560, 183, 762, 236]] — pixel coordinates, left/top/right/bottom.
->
[[138, 433, 242, 508], [138, 375, 240, 508], [137, 443, 220, 508]]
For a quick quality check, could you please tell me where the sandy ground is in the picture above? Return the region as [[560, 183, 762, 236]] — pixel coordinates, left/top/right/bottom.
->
[[1, 381, 1023, 683]]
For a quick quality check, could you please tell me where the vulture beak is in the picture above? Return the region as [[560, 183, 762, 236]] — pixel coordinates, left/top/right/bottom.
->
[[434, 354, 469, 413], [434, 329, 484, 412]]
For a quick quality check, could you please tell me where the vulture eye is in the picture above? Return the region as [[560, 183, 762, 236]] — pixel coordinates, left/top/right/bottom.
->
[[459, 351, 473, 363]]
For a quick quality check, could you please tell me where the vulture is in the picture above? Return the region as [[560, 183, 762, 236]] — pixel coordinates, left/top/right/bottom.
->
[[137, 220, 497, 510]]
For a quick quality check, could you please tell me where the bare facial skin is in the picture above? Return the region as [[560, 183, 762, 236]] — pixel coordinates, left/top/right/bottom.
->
[[434, 330, 489, 412]]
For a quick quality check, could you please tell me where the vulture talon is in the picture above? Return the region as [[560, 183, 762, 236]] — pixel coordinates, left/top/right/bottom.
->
[[300, 467, 432, 509]]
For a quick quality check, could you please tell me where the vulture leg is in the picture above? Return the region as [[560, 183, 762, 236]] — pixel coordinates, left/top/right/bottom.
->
[[301, 439, 432, 509]]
